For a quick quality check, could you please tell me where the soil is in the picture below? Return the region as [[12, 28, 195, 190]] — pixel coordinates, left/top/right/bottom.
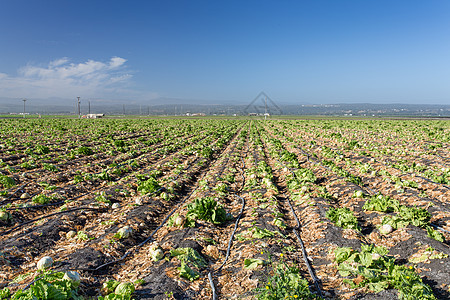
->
[[0, 118, 449, 299]]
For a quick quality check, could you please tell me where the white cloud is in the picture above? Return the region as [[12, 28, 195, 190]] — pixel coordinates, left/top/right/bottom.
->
[[109, 57, 127, 68], [0, 57, 133, 99], [49, 58, 69, 67]]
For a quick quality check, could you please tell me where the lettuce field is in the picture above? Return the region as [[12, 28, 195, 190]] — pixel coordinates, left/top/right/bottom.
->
[[0, 117, 449, 299]]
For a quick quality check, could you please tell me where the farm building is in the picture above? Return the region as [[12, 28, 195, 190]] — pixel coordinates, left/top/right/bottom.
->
[[84, 113, 105, 119]]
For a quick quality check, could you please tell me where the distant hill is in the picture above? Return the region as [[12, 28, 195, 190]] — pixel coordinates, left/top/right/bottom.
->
[[0, 97, 449, 117]]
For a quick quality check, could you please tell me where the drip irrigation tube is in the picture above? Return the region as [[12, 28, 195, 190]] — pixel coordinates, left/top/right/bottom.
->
[[416, 175, 450, 190], [3, 158, 200, 272], [217, 195, 246, 271], [3, 175, 147, 211], [5, 201, 66, 211], [260, 134, 324, 298], [0, 182, 29, 206], [79, 125, 244, 272], [273, 129, 449, 268], [1, 145, 191, 211], [3, 151, 202, 239], [208, 193, 246, 300], [293, 130, 448, 190], [297, 146, 378, 196], [21, 270, 63, 291], [298, 145, 449, 216], [367, 157, 449, 190], [430, 223, 450, 234], [9, 123, 248, 296], [285, 196, 324, 299], [208, 129, 249, 300], [80, 183, 200, 272], [2, 206, 103, 235], [208, 272, 216, 300]]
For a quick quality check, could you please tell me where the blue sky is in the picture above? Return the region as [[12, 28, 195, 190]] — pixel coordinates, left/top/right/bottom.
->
[[1, 0, 449, 105]]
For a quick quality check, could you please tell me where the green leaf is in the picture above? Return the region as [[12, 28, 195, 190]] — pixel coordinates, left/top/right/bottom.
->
[[426, 226, 445, 242], [10, 271, 81, 300], [0, 288, 10, 299], [251, 227, 283, 239], [114, 282, 135, 296], [103, 280, 120, 294], [373, 245, 389, 256], [186, 197, 228, 225], [398, 206, 431, 228], [99, 294, 131, 300], [76, 146, 93, 156], [32, 194, 52, 204], [334, 247, 354, 264], [137, 177, 161, 195], [363, 194, 400, 212], [359, 252, 373, 268], [367, 281, 389, 293], [334, 245, 437, 300], [0, 175, 15, 189], [178, 261, 200, 281], [338, 262, 357, 277], [244, 258, 264, 269], [343, 278, 358, 289], [170, 247, 207, 269], [381, 215, 409, 229], [357, 265, 377, 279], [326, 207, 360, 230], [273, 218, 286, 229]]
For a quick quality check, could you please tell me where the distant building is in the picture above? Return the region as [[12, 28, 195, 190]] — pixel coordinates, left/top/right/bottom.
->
[[185, 112, 205, 116], [84, 113, 105, 119]]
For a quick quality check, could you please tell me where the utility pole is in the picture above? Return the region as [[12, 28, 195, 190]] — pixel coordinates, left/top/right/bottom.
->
[[22, 98, 27, 118], [123, 104, 125, 115], [88, 100, 91, 114], [77, 97, 81, 118]]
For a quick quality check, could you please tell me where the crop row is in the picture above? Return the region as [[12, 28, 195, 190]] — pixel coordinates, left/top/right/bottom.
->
[[0, 118, 448, 300]]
